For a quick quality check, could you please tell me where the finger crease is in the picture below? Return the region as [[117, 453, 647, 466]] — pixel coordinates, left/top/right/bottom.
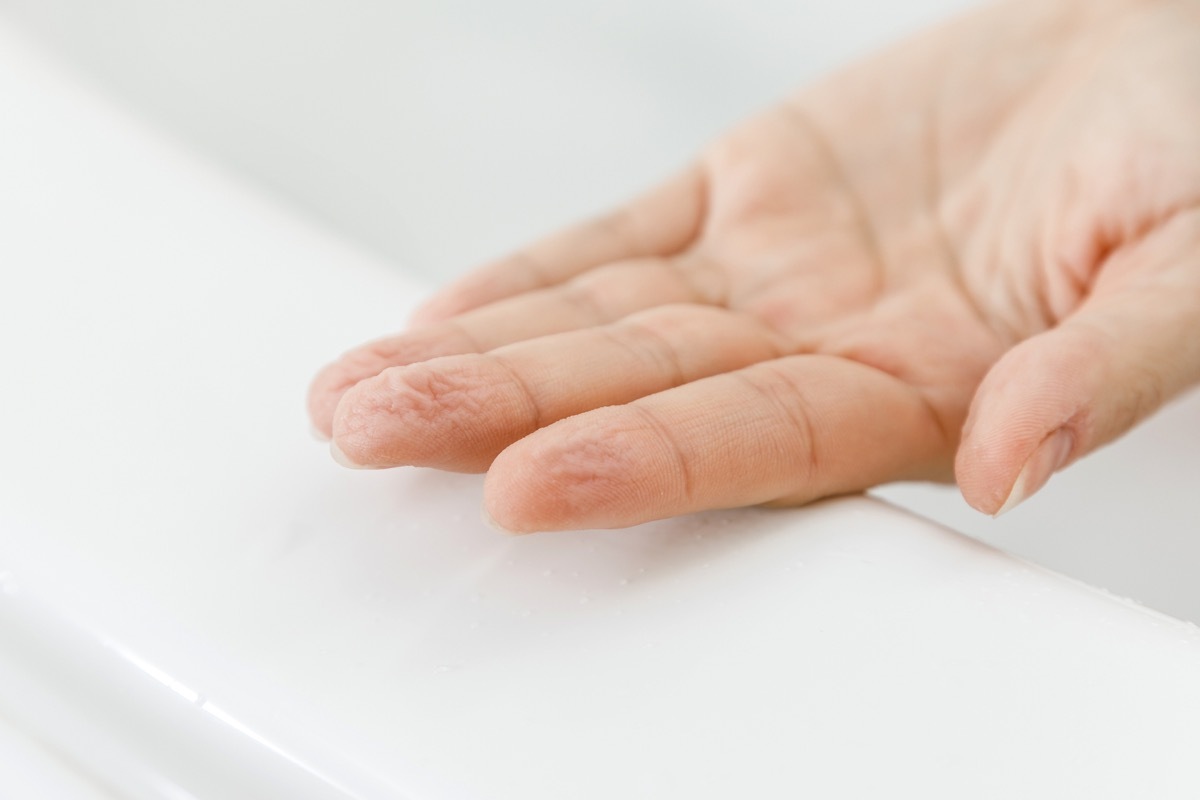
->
[[488, 354, 545, 431], [670, 252, 729, 307], [628, 404, 694, 506], [597, 208, 645, 254], [443, 319, 486, 353], [510, 249, 558, 291], [561, 282, 615, 324], [611, 322, 689, 387], [733, 369, 822, 483], [925, 92, 995, 335]]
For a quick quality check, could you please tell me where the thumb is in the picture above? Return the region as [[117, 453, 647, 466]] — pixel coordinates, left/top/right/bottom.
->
[[956, 218, 1200, 516]]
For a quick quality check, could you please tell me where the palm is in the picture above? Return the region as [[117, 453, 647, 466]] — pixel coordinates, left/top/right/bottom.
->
[[310, 0, 1200, 532]]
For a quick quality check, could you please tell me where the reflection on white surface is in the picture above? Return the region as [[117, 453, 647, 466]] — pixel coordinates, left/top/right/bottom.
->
[[2, 16, 1200, 800], [0, 576, 432, 800], [0, 711, 117, 800]]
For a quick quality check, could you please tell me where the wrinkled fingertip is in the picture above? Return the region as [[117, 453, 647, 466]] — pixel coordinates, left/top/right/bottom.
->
[[330, 440, 385, 470], [482, 504, 533, 536]]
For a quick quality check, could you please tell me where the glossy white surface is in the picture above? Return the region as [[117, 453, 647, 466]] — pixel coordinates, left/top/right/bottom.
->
[[0, 713, 116, 800], [2, 19, 1200, 800]]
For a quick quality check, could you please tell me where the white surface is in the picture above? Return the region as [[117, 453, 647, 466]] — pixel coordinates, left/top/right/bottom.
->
[[874, 386, 1200, 621], [3, 19, 1200, 800], [0, 714, 116, 800], [5, 0, 1200, 624]]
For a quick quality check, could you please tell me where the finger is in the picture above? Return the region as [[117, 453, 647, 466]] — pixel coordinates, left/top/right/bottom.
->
[[408, 164, 707, 325], [483, 355, 949, 532], [308, 257, 708, 437], [330, 306, 785, 471], [957, 212, 1200, 515]]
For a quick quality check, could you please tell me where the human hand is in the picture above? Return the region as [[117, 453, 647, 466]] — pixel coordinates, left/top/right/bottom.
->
[[309, 0, 1200, 532]]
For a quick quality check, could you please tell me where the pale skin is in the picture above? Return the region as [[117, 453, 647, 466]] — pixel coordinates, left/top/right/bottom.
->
[[309, 0, 1200, 533]]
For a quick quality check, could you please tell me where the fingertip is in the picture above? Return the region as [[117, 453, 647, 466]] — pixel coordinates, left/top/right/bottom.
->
[[954, 328, 1099, 516], [306, 366, 341, 440], [995, 428, 1075, 516], [308, 352, 377, 440], [481, 503, 532, 536], [959, 427, 1075, 518], [329, 439, 379, 470], [328, 376, 392, 469], [309, 326, 482, 449], [955, 432, 1014, 516], [486, 406, 688, 532], [484, 422, 617, 533], [483, 443, 560, 534]]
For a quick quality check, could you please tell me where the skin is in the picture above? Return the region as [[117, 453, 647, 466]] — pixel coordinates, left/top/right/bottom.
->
[[309, 0, 1200, 533]]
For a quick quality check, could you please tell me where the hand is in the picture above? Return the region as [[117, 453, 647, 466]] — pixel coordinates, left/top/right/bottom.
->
[[309, 0, 1200, 532]]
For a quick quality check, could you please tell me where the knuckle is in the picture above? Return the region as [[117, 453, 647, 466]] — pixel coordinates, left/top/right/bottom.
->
[[596, 207, 642, 251], [740, 364, 822, 481], [622, 303, 700, 330], [558, 279, 610, 320], [606, 319, 686, 383]]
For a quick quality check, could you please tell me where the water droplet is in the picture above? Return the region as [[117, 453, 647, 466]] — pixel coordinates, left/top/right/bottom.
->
[[618, 578, 630, 586], [579, 595, 590, 605]]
